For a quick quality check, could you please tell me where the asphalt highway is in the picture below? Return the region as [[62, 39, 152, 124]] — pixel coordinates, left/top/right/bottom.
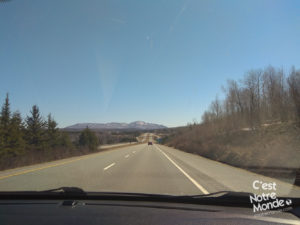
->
[[0, 136, 299, 197]]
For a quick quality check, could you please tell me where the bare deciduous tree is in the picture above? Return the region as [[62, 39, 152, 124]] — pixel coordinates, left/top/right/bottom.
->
[[288, 67, 300, 123], [201, 66, 300, 130]]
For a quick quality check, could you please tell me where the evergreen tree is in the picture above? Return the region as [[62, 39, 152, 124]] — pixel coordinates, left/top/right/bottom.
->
[[59, 132, 73, 148], [25, 105, 46, 149], [46, 114, 59, 147], [0, 93, 11, 147], [8, 111, 26, 154], [78, 127, 99, 151]]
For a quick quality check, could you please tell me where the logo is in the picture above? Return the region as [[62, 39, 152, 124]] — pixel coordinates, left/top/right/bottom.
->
[[250, 180, 292, 215]]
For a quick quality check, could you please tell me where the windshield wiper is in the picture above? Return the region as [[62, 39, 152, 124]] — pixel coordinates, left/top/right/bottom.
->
[[0, 189, 299, 208], [41, 187, 86, 195], [0, 186, 87, 199], [188, 191, 253, 199]]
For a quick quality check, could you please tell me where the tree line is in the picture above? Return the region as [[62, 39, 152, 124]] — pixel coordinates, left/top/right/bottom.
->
[[0, 94, 99, 158], [201, 66, 300, 131]]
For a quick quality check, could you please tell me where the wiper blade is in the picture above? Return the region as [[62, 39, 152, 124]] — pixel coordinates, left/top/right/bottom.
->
[[180, 191, 300, 208], [169, 191, 253, 207], [188, 191, 253, 198], [41, 187, 86, 195], [0, 186, 87, 198]]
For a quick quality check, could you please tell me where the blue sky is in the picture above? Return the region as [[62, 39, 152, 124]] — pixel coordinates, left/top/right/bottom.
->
[[1, 0, 300, 127]]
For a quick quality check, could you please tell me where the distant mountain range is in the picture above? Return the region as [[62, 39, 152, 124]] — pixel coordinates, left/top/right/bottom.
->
[[64, 121, 167, 131]]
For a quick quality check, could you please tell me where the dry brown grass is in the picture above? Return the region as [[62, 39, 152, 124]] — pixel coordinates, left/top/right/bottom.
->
[[165, 122, 300, 180], [0, 147, 97, 171]]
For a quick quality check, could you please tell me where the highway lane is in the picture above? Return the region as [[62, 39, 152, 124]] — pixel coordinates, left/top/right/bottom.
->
[[0, 144, 207, 194], [0, 139, 300, 196]]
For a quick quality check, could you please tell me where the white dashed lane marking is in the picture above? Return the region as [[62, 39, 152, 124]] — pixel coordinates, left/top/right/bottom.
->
[[103, 163, 116, 171]]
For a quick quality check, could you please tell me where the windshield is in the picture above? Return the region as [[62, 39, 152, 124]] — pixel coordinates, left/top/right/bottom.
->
[[0, 0, 300, 204]]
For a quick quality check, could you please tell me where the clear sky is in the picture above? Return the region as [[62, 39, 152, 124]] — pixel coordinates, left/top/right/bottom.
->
[[1, 0, 300, 128]]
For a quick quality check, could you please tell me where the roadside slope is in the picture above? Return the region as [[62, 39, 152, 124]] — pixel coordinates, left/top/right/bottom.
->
[[163, 122, 300, 183]]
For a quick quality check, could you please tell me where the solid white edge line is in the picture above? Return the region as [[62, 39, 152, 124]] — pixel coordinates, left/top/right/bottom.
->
[[103, 163, 116, 171], [155, 145, 209, 194]]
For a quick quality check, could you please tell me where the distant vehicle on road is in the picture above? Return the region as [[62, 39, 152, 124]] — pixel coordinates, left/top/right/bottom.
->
[[148, 142, 152, 145]]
